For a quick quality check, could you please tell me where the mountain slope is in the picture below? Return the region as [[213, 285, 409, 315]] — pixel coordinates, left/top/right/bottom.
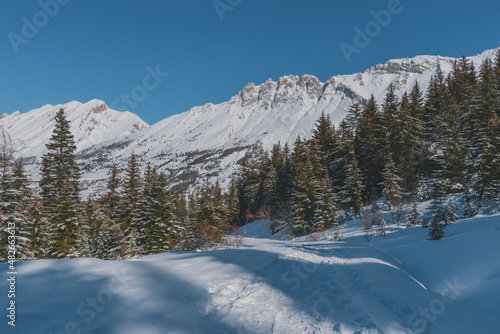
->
[[3, 48, 499, 190], [0, 99, 149, 164]]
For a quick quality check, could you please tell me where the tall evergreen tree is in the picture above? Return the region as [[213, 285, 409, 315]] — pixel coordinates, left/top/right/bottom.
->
[[0, 144, 14, 262], [342, 153, 364, 217], [382, 156, 402, 211], [26, 192, 48, 259], [119, 153, 141, 255], [407, 196, 421, 227], [314, 174, 340, 238], [468, 60, 500, 208], [39, 109, 81, 258], [356, 95, 383, 199], [225, 178, 240, 226], [103, 163, 121, 220], [135, 169, 179, 254], [9, 160, 34, 260], [291, 156, 317, 235], [312, 113, 336, 170]]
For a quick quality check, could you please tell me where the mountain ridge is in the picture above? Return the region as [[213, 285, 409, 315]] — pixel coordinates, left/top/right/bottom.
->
[[2, 47, 498, 191]]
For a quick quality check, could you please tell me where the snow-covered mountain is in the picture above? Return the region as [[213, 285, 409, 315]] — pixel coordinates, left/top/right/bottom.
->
[[0, 99, 148, 164], [2, 47, 498, 190]]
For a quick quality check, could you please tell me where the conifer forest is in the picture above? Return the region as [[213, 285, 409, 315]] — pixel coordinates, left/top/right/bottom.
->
[[1, 51, 499, 262]]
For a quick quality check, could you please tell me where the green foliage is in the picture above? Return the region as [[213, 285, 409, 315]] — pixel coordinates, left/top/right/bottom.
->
[[39, 109, 81, 258]]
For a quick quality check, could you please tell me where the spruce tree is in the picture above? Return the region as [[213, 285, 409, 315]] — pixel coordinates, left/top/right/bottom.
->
[[428, 190, 456, 239], [314, 174, 340, 237], [0, 146, 14, 262], [119, 153, 141, 255], [342, 153, 364, 217], [193, 179, 226, 244], [135, 169, 179, 254], [428, 207, 445, 240], [39, 109, 81, 258], [26, 192, 48, 259], [10, 160, 34, 260], [382, 156, 402, 211], [291, 157, 317, 235], [356, 95, 383, 199], [312, 113, 336, 170], [103, 163, 121, 220], [468, 60, 500, 208], [422, 73, 447, 186], [407, 196, 421, 226], [263, 164, 279, 209], [225, 178, 240, 226], [80, 196, 104, 258]]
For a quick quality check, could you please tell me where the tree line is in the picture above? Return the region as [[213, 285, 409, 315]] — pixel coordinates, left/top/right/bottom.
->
[[231, 51, 500, 240], [0, 109, 237, 261], [0, 50, 499, 261]]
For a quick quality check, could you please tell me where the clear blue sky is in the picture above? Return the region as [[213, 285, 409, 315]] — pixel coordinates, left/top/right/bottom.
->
[[1, 0, 499, 124]]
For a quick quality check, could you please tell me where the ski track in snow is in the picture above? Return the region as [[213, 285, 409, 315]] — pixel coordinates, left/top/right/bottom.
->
[[2, 215, 500, 333]]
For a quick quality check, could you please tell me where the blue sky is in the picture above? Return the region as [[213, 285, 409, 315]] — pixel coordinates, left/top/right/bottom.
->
[[1, 0, 499, 124]]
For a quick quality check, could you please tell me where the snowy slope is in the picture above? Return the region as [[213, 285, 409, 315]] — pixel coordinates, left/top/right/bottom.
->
[[0, 99, 148, 163], [2, 48, 498, 190], [75, 47, 500, 189], [1, 214, 500, 333]]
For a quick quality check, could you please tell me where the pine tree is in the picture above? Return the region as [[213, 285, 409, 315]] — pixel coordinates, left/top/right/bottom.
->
[[428, 206, 445, 240], [80, 196, 106, 258], [437, 58, 477, 193], [135, 170, 179, 254], [468, 60, 500, 208], [428, 190, 456, 239], [225, 178, 240, 226], [193, 179, 226, 244], [26, 192, 48, 259], [428, 185, 446, 240], [378, 215, 387, 237], [356, 95, 383, 199], [382, 156, 402, 211], [407, 196, 421, 226], [422, 73, 447, 184], [402, 86, 425, 192], [277, 143, 293, 203], [380, 84, 400, 156], [10, 160, 34, 260], [39, 109, 81, 258], [212, 179, 228, 238], [241, 151, 267, 214], [342, 153, 364, 217], [0, 143, 14, 262], [314, 175, 340, 237], [312, 113, 336, 170], [291, 157, 317, 235], [178, 217, 199, 251], [263, 164, 279, 209], [103, 163, 121, 220], [119, 153, 141, 255], [173, 191, 188, 224]]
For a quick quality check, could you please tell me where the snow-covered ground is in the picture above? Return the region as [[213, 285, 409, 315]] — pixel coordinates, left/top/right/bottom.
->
[[1, 214, 500, 333]]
